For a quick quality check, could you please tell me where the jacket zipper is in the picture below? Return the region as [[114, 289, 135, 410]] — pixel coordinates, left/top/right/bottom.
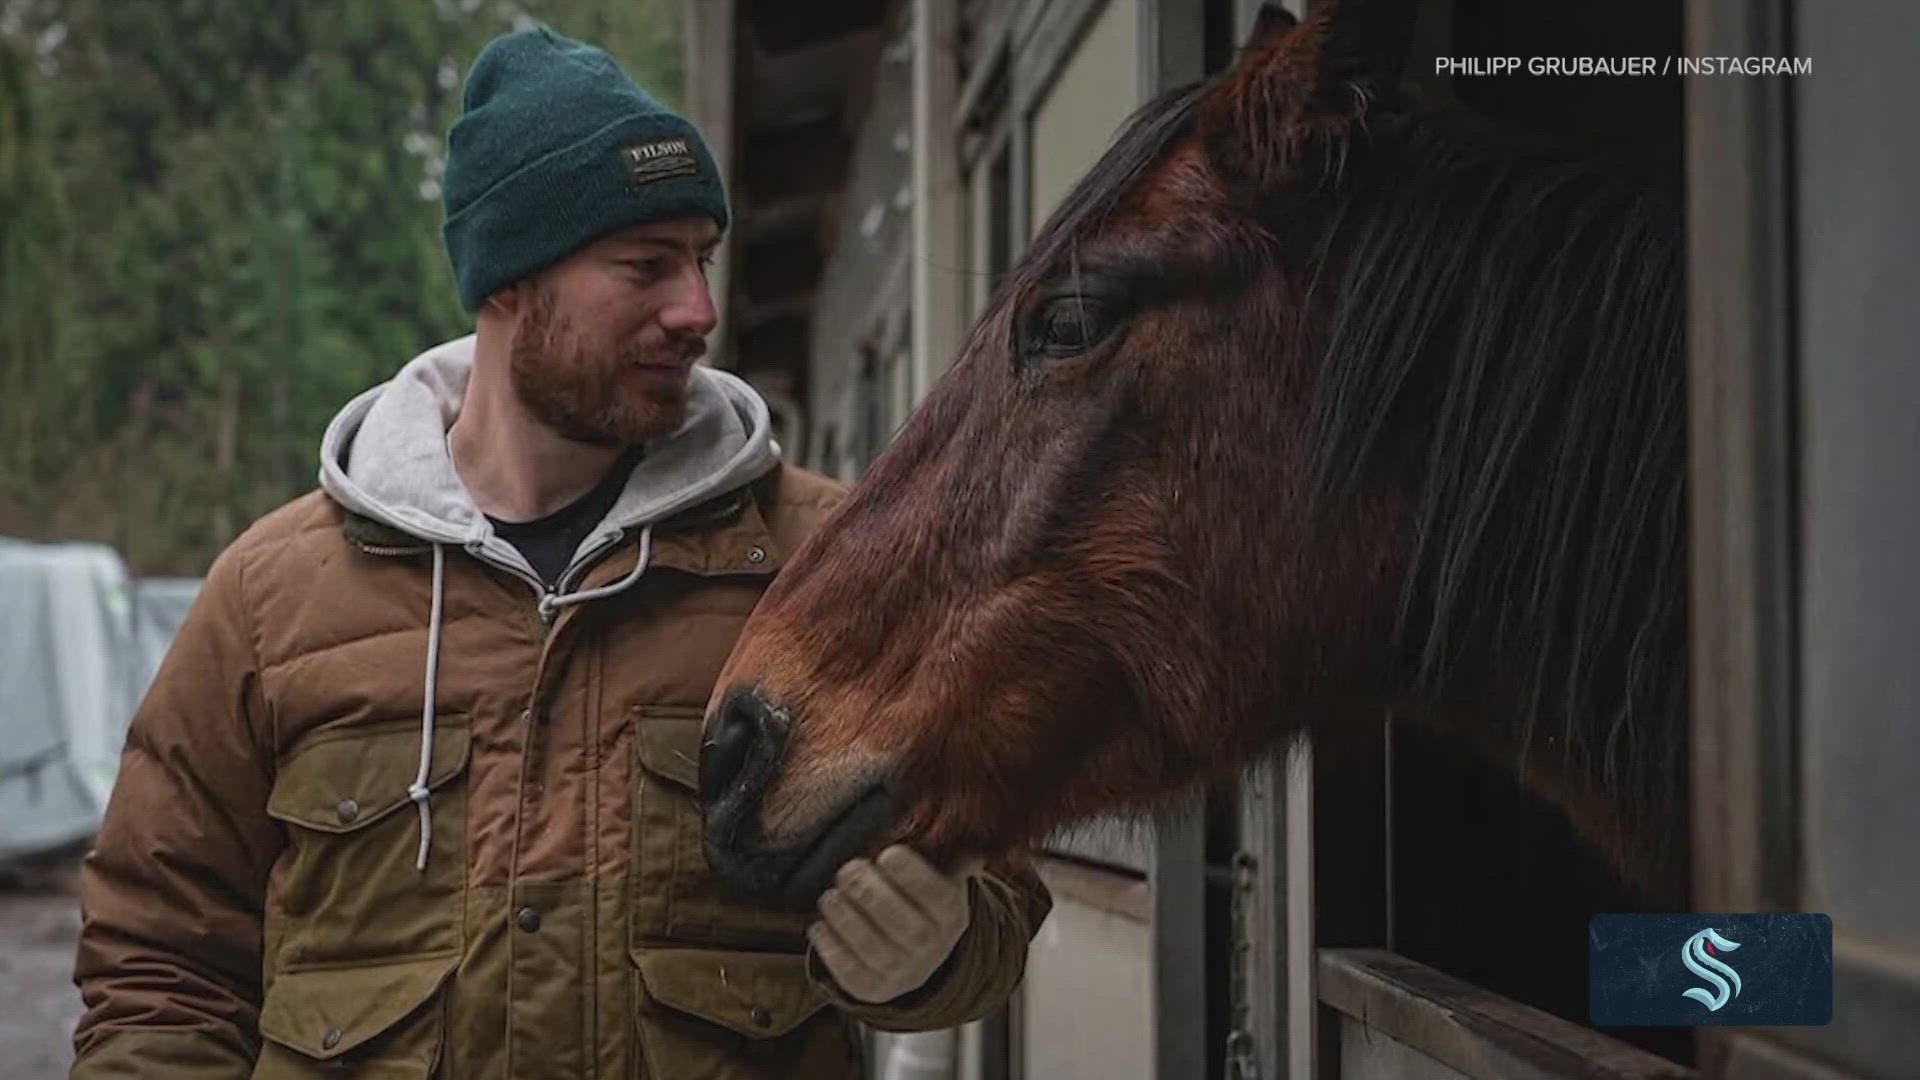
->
[[362, 528, 637, 629], [494, 529, 632, 630]]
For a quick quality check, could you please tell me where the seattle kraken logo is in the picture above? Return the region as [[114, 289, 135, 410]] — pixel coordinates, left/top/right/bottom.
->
[[1680, 928, 1743, 1011]]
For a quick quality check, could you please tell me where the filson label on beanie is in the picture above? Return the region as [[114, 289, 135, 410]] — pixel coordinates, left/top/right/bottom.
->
[[619, 139, 700, 186]]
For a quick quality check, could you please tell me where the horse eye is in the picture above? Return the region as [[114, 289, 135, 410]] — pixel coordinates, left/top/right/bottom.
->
[[1027, 295, 1115, 360]]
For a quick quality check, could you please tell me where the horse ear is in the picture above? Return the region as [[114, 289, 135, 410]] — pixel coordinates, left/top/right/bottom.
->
[[1202, 0, 1416, 195], [1244, 3, 1299, 44]]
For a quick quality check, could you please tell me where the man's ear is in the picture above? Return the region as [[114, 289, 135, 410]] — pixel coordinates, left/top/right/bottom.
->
[[483, 282, 524, 319], [1199, 0, 1416, 197]]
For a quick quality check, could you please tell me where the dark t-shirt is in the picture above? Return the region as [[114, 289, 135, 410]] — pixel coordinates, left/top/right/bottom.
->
[[486, 449, 640, 588]]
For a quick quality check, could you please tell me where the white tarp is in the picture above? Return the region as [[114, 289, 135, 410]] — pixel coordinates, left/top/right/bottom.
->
[[130, 577, 202, 691], [0, 540, 200, 860]]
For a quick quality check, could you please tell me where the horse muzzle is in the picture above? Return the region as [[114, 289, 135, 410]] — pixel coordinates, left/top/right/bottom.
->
[[699, 684, 904, 907]]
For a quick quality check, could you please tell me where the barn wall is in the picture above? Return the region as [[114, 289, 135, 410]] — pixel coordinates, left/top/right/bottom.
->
[[802, 4, 916, 481], [1026, 0, 1139, 231], [1018, 890, 1156, 1079], [1783, 0, 1920, 1073], [1688, 0, 1920, 1074], [1794, 0, 1920, 951], [682, 0, 737, 358]]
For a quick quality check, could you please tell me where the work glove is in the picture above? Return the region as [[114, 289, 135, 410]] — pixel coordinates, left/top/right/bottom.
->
[[808, 844, 981, 1004]]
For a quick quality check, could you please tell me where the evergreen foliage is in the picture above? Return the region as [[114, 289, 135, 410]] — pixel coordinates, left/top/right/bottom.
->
[[0, 0, 685, 572]]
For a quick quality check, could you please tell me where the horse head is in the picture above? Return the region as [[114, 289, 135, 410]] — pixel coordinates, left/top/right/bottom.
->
[[699, 0, 1685, 908]]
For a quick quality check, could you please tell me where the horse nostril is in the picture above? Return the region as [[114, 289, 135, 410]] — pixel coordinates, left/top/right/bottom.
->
[[699, 686, 788, 809], [700, 696, 752, 806]]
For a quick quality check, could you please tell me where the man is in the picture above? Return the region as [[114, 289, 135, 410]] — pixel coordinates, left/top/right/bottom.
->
[[71, 28, 1047, 1079]]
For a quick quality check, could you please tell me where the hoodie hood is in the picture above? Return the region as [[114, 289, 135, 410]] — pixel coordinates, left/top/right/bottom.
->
[[318, 334, 780, 586]]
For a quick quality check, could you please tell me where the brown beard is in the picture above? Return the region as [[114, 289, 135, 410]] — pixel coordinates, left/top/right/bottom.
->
[[508, 285, 704, 446]]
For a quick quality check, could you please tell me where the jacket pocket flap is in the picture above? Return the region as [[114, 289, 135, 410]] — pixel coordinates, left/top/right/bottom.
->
[[258, 953, 457, 1060], [634, 713, 704, 791], [268, 720, 471, 833], [633, 946, 827, 1038]]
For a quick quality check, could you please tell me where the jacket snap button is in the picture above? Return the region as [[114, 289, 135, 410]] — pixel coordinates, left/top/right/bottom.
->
[[321, 1028, 341, 1050], [750, 1006, 772, 1029], [334, 799, 358, 824], [745, 545, 766, 564], [516, 905, 542, 933]]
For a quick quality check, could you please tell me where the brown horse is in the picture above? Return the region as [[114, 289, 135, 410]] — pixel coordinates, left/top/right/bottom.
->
[[699, 0, 1687, 947]]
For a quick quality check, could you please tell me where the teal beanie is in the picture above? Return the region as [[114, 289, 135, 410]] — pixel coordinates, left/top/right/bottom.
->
[[441, 28, 728, 312]]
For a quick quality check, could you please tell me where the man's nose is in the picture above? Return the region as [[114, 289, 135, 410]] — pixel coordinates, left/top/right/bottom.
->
[[657, 265, 718, 340]]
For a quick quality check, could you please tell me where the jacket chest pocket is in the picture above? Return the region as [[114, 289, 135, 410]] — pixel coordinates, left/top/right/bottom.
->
[[629, 705, 814, 949], [630, 946, 861, 1080], [266, 718, 471, 969]]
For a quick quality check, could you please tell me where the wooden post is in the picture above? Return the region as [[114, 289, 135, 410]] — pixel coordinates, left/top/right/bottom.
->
[[1139, 3, 1211, 1077], [911, 0, 965, 402], [681, 0, 737, 365]]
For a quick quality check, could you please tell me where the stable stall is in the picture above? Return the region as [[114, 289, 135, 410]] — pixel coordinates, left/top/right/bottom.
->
[[687, 1, 1920, 1076]]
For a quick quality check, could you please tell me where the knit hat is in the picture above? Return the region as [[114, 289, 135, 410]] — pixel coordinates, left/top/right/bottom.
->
[[441, 28, 728, 312]]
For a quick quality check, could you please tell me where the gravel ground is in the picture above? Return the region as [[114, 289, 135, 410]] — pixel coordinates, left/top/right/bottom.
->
[[0, 858, 84, 1079]]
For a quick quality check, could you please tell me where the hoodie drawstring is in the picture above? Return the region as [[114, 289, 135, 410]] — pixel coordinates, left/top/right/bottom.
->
[[535, 524, 655, 623], [410, 526, 655, 870], [409, 541, 447, 871]]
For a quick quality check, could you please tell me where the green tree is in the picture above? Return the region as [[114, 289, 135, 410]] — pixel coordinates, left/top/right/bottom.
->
[[0, 33, 70, 503], [0, 0, 685, 573]]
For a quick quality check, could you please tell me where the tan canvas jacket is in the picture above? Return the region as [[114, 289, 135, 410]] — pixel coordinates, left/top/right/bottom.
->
[[71, 463, 1049, 1079]]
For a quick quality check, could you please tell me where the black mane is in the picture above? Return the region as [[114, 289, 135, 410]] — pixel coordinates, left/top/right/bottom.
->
[[1303, 114, 1687, 880]]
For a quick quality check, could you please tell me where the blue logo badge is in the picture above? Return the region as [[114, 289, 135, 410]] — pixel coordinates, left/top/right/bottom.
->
[[1590, 913, 1831, 1026]]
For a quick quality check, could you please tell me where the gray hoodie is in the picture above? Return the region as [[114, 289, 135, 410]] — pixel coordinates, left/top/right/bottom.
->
[[319, 333, 779, 601], [314, 333, 780, 869]]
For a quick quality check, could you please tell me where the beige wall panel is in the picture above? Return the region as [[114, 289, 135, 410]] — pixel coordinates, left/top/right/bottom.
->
[[1020, 894, 1154, 1080], [1028, 0, 1140, 236]]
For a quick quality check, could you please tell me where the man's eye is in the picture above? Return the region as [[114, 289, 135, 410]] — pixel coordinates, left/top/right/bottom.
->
[[622, 259, 666, 279]]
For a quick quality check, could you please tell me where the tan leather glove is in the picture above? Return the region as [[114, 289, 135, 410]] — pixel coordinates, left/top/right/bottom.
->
[[808, 844, 982, 1004]]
